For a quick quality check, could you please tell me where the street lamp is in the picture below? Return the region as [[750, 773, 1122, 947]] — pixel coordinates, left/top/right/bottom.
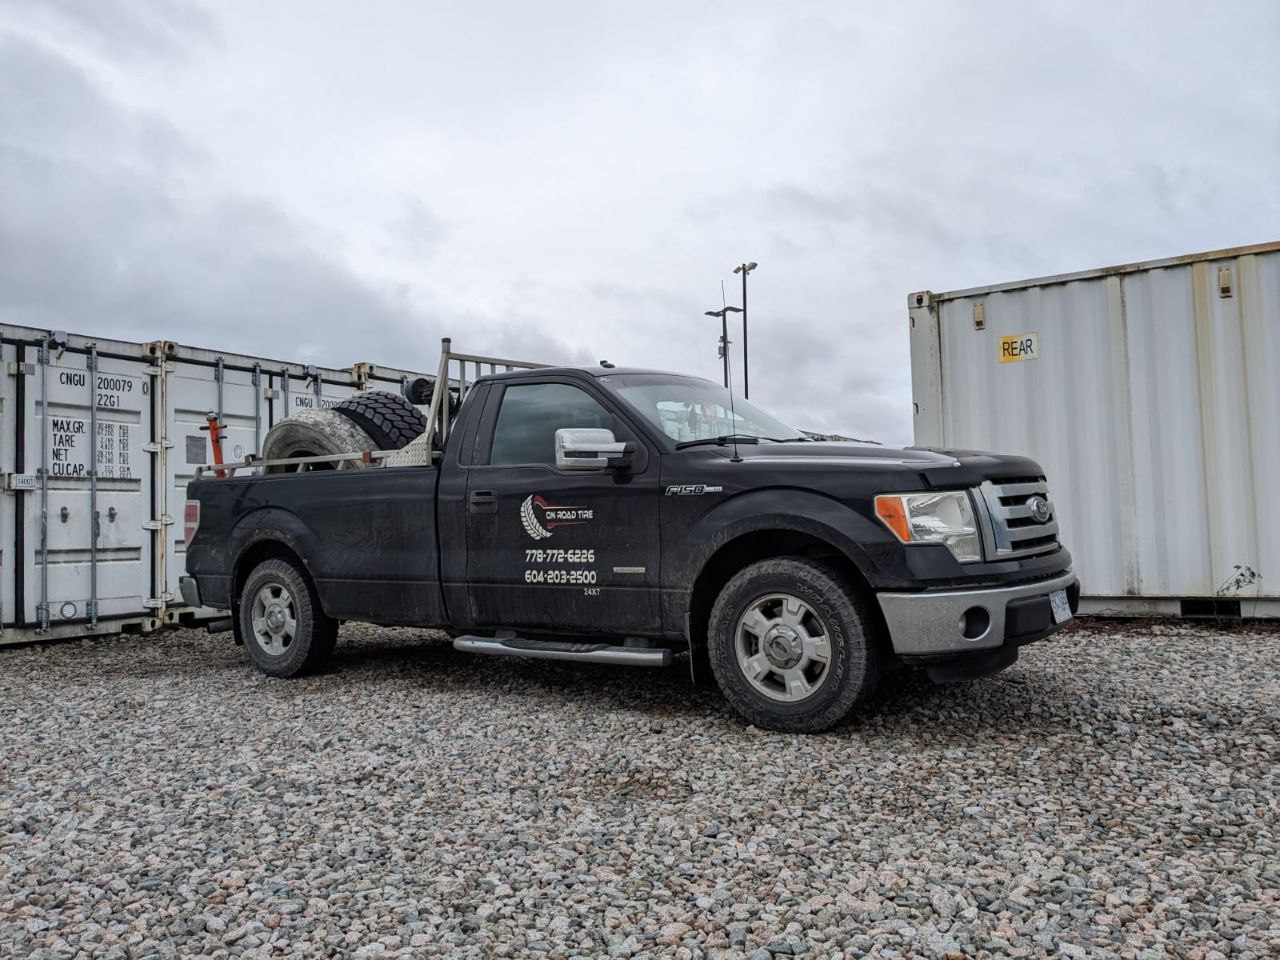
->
[[704, 307, 743, 389], [732, 261, 758, 398]]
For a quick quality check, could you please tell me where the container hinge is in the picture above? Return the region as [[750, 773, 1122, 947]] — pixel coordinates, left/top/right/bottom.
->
[[142, 515, 175, 530], [35, 603, 50, 633], [85, 600, 98, 626], [143, 594, 173, 610], [143, 440, 176, 453]]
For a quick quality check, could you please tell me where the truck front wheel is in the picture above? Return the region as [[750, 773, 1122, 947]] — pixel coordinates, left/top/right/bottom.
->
[[239, 558, 338, 677], [707, 557, 881, 732]]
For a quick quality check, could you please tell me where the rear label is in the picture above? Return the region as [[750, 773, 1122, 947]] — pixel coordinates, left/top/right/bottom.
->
[[999, 332, 1039, 363], [186, 435, 207, 465]]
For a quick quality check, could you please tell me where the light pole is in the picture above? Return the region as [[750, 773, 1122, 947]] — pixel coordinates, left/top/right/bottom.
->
[[732, 261, 757, 398], [704, 307, 742, 389]]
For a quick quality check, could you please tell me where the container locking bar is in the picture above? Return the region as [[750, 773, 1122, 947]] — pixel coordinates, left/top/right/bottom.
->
[[86, 343, 99, 628]]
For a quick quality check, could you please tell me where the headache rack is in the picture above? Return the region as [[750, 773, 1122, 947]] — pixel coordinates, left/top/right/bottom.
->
[[196, 337, 546, 477], [424, 337, 549, 451]]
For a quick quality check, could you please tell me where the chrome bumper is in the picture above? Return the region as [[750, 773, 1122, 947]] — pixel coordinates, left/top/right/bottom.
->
[[877, 569, 1077, 657]]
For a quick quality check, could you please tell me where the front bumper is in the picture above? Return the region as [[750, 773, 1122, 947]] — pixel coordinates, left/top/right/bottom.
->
[[877, 568, 1079, 658]]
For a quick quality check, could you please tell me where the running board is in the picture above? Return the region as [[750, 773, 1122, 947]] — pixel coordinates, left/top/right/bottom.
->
[[452, 636, 671, 667]]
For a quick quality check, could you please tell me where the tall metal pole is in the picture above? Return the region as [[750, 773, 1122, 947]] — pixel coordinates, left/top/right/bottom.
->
[[740, 269, 749, 399], [732, 262, 757, 398]]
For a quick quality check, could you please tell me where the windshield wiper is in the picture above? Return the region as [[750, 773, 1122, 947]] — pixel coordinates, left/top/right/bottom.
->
[[674, 434, 764, 450]]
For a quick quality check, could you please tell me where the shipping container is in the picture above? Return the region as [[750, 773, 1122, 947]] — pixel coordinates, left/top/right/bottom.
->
[[0, 324, 435, 645], [909, 241, 1280, 618]]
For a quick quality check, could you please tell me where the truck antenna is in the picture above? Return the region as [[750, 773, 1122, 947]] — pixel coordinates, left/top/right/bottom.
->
[[722, 281, 742, 463]]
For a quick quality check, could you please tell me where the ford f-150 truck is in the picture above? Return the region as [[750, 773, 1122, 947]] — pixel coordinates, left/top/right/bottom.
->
[[183, 348, 1078, 732]]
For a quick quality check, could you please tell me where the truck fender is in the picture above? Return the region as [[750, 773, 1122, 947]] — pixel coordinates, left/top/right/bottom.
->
[[670, 488, 889, 591], [224, 507, 321, 604]]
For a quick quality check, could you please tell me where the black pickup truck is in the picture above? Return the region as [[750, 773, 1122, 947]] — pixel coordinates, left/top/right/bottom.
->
[[183, 364, 1078, 732]]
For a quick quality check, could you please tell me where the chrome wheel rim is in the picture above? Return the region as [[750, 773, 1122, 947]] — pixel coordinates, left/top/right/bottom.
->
[[735, 593, 832, 702], [251, 583, 297, 655]]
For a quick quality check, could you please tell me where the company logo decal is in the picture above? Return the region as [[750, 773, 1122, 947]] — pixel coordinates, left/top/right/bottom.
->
[[1027, 495, 1053, 523], [520, 495, 593, 540]]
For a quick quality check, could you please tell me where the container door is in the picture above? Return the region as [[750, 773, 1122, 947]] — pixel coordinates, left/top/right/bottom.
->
[[166, 357, 269, 613], [0, 339, 18, 628], [21, 342, 154, 627]]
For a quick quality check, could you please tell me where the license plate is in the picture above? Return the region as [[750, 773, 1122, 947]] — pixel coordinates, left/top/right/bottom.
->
[[1050, 588, 1072, 624]]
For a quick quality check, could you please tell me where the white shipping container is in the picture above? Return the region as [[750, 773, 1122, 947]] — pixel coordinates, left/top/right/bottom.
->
[[0, 324, 435, 645], [909, 241, 1280, 617]]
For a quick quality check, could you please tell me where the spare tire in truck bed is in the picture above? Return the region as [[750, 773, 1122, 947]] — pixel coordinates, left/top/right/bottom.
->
[[332, 390, 426, 450], [260, 408, 378, 474]]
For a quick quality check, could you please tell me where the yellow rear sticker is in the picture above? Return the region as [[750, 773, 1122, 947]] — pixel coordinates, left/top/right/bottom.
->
[[999, 332, 1039, 363]]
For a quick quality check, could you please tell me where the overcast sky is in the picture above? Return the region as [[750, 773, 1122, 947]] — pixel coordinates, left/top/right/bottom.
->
[[2, 1, 1277, 443]]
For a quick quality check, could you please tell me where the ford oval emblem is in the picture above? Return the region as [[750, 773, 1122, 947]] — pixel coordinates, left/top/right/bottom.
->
[[1028, 495, 1052, 523]]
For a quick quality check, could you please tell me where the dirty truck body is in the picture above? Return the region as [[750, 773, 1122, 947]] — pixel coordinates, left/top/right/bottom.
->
[[184, 365, 1078, 731]]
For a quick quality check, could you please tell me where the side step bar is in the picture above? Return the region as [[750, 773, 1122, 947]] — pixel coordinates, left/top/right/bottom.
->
[[452, 636, 672, 667]]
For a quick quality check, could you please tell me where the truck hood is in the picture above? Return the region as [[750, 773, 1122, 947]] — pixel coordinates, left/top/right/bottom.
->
[[727, 441, 1045, 487], [734, 441, 955, 466]]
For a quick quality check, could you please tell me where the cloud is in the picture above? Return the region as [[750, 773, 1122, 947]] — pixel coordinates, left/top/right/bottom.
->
[[1, 1, 1277, 446], [0, 33, 489, 376], [2, 0, 216, 62]]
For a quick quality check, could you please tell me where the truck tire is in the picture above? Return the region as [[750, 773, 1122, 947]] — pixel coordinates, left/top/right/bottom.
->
[[707, 557, 881, 733], [239, 557, 337, 677], [332, 390, 426, 450], [260, 408, 378, 474]]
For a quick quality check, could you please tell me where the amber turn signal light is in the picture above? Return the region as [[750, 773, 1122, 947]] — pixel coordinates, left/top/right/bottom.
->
[[874, 495, 911, 542]]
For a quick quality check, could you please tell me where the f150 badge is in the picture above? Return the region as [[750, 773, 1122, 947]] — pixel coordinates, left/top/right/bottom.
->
[[665, 484, 723, 496], [520, 495, 594, 540]]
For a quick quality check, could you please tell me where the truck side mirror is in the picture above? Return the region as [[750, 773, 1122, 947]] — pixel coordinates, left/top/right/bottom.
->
[[555, 428, 630, 471]]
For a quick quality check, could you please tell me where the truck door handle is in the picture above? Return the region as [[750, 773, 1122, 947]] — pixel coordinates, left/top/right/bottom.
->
[[469, 490, 497, 513]]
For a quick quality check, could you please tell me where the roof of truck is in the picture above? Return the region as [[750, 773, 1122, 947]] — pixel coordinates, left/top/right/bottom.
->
[[479, 366, 715, 382]]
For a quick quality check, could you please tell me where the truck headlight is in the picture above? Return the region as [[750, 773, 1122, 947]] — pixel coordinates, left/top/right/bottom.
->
[[874, 491, 982, 563]]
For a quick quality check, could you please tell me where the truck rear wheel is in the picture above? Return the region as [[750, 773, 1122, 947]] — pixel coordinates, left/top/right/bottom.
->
[[707, 557, 881, 732], [239, 558, 338, 677]]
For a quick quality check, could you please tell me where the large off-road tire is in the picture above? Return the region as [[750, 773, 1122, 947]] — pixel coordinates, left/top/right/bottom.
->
[[260, 408, 378, 474], [332, 390, 426, 451], [238, 558, 337, 677], [707, 557, 882, 733]]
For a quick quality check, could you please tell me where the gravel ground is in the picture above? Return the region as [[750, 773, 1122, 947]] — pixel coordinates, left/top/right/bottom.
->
[[1, 619, 1277, 959]]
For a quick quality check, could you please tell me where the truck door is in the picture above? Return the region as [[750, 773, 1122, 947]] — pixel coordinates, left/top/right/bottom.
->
[[464, 379, 661, 634]]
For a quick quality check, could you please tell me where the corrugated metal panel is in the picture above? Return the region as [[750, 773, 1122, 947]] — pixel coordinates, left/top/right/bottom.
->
[[909, 242, 1280, 614], [0, 324, 435, 644]]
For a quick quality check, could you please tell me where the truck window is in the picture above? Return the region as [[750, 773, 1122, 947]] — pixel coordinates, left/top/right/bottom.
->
[[604, 374, 802, 444], [489, 383, 615, 466]]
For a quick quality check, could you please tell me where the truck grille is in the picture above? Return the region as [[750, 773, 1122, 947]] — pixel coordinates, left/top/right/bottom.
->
[[976, 477, 1060, 559]]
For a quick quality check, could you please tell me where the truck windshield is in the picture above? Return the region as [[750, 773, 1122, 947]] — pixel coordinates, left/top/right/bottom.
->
[[603, 374, 804, 445]]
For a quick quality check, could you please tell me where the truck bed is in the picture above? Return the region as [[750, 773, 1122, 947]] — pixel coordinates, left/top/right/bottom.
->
[[187, 466, 447, 626]]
